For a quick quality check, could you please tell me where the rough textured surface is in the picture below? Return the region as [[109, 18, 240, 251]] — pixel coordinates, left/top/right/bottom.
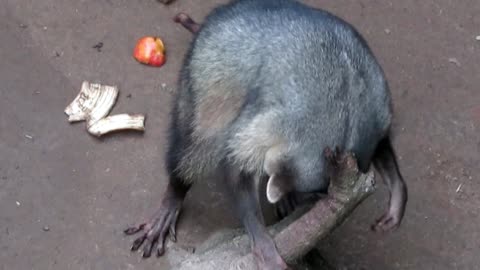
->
[[1, 0, 479, 270]]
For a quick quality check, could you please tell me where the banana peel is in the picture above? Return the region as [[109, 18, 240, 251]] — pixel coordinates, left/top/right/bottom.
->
[[88, 114, 145, 137], [65, 81, 146, 137]]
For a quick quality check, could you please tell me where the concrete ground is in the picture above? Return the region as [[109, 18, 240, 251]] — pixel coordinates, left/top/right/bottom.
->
[[1, 0, 479, 269]]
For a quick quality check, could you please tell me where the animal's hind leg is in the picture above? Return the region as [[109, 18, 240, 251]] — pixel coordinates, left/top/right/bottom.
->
[[124, 122, 192, 258], [371, 136, 408, 232]]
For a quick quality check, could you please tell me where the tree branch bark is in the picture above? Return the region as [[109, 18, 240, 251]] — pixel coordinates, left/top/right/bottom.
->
[[168, 151, 376, 270]]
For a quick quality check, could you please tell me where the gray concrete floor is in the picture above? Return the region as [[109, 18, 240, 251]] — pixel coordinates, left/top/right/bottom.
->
[[1, 0, 479, 269]]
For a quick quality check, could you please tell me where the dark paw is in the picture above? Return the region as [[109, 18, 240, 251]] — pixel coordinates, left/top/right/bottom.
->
[[124, 200, 182, 258]]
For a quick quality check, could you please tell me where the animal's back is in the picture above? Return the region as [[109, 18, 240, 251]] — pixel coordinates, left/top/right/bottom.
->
[[177, 0, 392, 178], [126, 2, 407, 263]]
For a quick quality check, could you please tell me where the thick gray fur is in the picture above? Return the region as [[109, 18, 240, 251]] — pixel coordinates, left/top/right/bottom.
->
[[170, 0, 392, 193]]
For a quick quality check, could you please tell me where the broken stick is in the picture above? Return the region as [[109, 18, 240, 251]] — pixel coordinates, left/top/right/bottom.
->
[[275, 150, 376, 263]]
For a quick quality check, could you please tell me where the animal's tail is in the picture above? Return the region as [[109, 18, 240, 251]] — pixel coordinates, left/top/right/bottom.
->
[[174, 13, 201, 34]]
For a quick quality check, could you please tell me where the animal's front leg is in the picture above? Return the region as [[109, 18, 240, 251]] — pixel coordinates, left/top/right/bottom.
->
[[225, 168, 291, 270], [124, 178, 190, 258]]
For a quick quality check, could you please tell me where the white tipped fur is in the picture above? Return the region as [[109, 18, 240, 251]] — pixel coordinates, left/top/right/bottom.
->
[[227, 110, 284, 174], [171, 0, 393, 193]]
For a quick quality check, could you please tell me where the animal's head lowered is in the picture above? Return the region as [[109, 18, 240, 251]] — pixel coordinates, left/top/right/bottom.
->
[[263, 144, 332, 204]]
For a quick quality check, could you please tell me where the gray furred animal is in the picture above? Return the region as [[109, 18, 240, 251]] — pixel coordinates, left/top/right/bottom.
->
[[125, 1, 408, 269]]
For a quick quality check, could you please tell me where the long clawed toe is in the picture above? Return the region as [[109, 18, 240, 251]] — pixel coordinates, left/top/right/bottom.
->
[[125, 204, 181, 258]]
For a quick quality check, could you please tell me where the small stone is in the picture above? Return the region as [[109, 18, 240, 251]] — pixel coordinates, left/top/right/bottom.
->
[[43, 226, 50, 232], [92, 42, 103, 52], [476, 36, 480, 41], [43, 26, 48, 30], [448, 57, 461, 67], [384, 28, 391, 34], [16, 201, 21, 206]]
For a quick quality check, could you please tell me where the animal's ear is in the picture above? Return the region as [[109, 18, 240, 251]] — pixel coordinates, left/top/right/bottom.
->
[[266, 173, 292, 203], [264, 144, 293, 204]]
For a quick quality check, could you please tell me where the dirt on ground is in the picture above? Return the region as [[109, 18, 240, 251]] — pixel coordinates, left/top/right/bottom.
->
[[1, 0, 479, 269]]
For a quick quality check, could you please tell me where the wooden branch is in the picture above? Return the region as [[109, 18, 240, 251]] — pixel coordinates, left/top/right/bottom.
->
[[168, 151, 376, 270], [275, 151, 376, 262]]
